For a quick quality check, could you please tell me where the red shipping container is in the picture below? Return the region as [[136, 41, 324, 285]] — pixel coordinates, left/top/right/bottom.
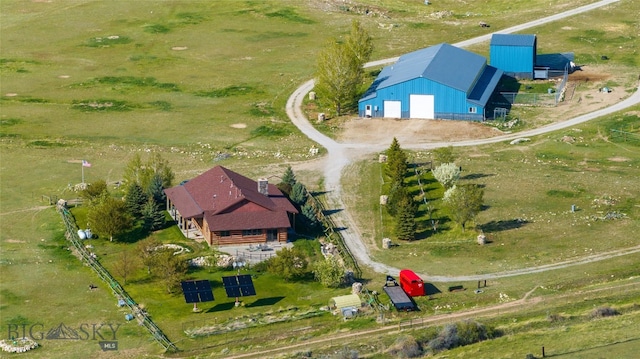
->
[[399, 269, 425, 297]]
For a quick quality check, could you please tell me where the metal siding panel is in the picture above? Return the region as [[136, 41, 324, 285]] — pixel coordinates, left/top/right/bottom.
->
[[491, 45, 534, 74]]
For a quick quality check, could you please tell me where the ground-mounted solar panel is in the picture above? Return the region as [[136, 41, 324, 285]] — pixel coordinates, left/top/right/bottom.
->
[[222, 275, 257, 298], [224, 286, 241, 298], [183, 292, 200, 303], [181, 280, 214, 304]]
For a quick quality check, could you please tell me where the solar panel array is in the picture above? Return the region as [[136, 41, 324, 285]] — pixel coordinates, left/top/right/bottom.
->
[[222, 275, 256, 298], [181, 280, 214, 304]]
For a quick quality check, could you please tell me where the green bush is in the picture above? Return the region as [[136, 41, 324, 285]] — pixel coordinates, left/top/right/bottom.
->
[[590, 306, 619, 319]]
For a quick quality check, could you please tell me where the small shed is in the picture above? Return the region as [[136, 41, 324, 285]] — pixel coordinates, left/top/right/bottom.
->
[[329, 294, 361, 311], [490, 34, 537, 79]]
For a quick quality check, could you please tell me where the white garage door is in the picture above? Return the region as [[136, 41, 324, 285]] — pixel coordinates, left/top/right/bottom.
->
[[409, 94, 434, 119], [383, 101, 402, 118]]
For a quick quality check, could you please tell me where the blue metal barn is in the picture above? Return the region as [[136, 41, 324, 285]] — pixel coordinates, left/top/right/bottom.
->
[[358, 43, 503, 121], [490, 34, 537, 79]]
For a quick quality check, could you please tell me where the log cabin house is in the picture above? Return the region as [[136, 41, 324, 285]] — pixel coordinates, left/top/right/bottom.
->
[[164, 166, 298, 246]]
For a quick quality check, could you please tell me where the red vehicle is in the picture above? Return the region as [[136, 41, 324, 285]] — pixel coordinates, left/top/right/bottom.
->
[[399, 269, 425, 297]]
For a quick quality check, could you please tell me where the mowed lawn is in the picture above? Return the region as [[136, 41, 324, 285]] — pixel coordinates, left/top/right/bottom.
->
[[1, 0, 639, 357]]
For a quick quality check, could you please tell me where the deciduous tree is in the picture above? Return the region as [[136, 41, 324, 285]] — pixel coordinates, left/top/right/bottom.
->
[[315, 39, 362, 116], [432, 163, 461, 189], [87, 196, 133, 241], [313, 255, 344, 288], [80, 179, 108, 203], [137, 237, 161, 275], [154, 249, 187, 293], [432, 146, 456, 165], [345, 19, 373, 68], [267, 247, 309, 282], [443, 184, 484, 231], [113, 250, 138, 285]]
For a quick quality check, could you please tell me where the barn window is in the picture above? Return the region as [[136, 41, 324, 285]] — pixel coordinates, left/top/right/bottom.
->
[[468, 107, 477, 114], [220, 231, 230, 237]]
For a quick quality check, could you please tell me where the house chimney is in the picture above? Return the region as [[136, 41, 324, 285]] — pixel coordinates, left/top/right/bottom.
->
[[258, 178, 268, 195]]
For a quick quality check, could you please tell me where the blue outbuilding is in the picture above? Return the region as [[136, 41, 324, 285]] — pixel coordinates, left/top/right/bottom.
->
[[358, 43, 503, 121], [490, 34, 537, 79]]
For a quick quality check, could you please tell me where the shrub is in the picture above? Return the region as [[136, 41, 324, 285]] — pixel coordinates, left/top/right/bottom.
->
[[387, 335, 422, 358], [590, 306, 619, 319], [427, 320, 495, 352]]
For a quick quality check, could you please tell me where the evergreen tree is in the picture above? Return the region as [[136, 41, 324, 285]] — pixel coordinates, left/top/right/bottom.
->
[[387, 183, 410, 217], [125, 182, 147, 218], [141, 198, 166, 231], [395, 195, 417, 241], [290, 182, 307, 206], [278, 166, 297, 195], [147, 173, 166, 206], [386, 138, 408, 184], [302, 202, 320, 229], [281, 166, 297, 186]]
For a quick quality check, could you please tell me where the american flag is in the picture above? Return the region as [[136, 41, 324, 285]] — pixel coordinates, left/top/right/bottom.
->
[[82, 160, 92, 167]]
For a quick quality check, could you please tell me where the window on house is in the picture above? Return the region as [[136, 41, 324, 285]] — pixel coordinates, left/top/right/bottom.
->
[[242, 229, 262, 236], [220, 231, 230, 237], [468, 107, 477, 114]]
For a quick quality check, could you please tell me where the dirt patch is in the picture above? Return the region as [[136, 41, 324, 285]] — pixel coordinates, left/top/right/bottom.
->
[[608, 157, 630, 162], [4, 93, 17, 97], [230, 123, 247, 129], [568, 68, 610, 82], [5, 239, 26, 243], [337, 118, 504, 145], [171, 46, 188, 51]]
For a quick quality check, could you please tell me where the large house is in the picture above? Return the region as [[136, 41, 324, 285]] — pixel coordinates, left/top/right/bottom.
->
[[358, 43, 503, 121], [164, 166, 298, 246]]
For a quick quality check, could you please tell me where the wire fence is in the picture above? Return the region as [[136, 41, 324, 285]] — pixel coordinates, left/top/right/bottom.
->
[[57, 205, 177, 352], [307, 189, 362, 280], [495, 63, 570, 107]]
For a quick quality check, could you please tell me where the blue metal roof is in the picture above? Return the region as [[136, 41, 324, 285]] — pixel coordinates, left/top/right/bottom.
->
[[468, 65, 503, 106], [365, 43, 487, 94], [491, 34, 536, 47]]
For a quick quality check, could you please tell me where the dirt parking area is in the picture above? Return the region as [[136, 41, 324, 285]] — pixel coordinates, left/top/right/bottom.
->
[[333, 65, 634, 146]]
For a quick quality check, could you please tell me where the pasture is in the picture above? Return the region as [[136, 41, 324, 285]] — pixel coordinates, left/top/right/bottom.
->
[[1, 0, 639, 357]]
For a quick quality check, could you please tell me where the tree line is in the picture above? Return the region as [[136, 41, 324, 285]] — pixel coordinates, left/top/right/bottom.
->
[[382, 139, 485, 242]]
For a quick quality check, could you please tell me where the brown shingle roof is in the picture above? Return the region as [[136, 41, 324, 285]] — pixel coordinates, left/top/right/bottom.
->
[[205, 211, 291, 231], [164, 166, 298, 226]]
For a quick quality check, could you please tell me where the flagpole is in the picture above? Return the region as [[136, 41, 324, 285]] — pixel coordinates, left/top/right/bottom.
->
[[82, 162, 85, 184]]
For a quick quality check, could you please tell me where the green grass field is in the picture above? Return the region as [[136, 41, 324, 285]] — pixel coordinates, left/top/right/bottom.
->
[[1, 0, 639, 358]]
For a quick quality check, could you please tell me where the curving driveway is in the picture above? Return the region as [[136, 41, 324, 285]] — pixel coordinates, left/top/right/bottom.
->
[[285, 0, 640, 281]]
